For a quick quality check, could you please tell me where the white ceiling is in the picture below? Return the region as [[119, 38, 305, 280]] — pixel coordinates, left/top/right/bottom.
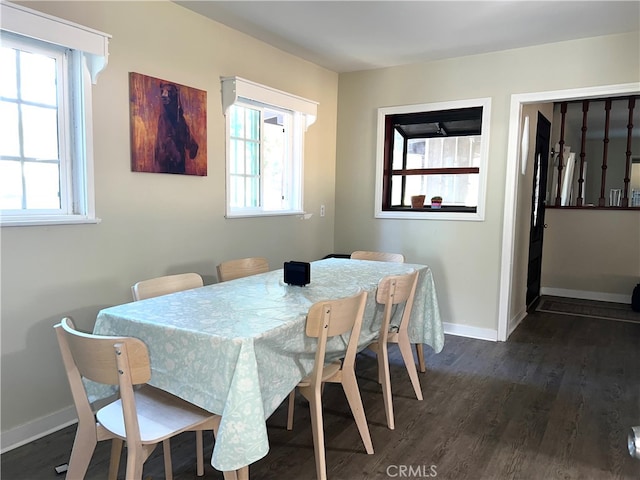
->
[[175, 1, 640, 73]]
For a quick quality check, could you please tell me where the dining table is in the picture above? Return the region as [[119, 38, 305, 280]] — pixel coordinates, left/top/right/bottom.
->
[[90, 257, 445, 473]]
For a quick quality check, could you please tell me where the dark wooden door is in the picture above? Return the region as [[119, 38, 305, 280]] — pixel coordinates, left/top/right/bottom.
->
[[526, 112, 551, 310]]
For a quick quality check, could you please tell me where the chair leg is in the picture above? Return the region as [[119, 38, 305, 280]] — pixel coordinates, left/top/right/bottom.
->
[[416, 343, 426, 373], [340, 371, 374, 454], [300, 385, 327, 480], [222, 470, 238, 480], [379, 342, 395, 430], [65, 423, 97, 480], [124, 443, 145, 480], [108, 439, 123, 480], [162, 439, 173, 480], [287, 389, 296, 431], [196, 431, 204, 476], [236, 465, 250, 480], [398, 335, 423, 400]]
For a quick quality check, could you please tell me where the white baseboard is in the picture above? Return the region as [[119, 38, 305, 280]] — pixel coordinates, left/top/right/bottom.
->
[[508, 307, 528, 338], [540, 287, 631, 304], [443, 322, 498, 341], [1, 406, 77, 454]]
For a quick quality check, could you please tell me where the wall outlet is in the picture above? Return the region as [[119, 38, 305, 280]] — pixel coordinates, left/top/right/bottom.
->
[[320, 205, 325, 217]]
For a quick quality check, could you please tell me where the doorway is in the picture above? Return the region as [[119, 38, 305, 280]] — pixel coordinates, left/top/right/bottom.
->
[[497, 82, 640, 342]]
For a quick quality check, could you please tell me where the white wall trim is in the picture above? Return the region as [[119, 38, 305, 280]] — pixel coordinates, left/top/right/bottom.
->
[[498, 82, 640, 342], [443, 322, 498, 342], [540, 287, 631, 304], [1, 406, 77, 454], [508, 307, 528, 338]]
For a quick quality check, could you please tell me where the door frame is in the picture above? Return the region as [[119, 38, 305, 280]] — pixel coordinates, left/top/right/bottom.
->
[[497, 82, 640, 342]]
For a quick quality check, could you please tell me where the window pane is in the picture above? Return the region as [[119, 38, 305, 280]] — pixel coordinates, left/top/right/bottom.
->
[[0, 160, 23, 208], [471, 136, 482, 167], [442, 137, 456, 166], [246, 141, 259, 175], [24, 161, 60, 209], [426, 137, 443, 167], [392, 129, 404, 169], [20, 50, 57, 106], [263, 119, 285, 210], [22, 105, 59, 159], [406, 139, 425, 169], [230, 139, 243, 174], [230, 105, 243, 138], [391, 175, 402, 206], [405, 175, 427, 202], [247, 108, 260, 141], [0, 47, 17, 99], [230, 175, 244, 208], [392, 174, 479, 207], [0, 101, 21, 156], [247, 176, 259, 207]]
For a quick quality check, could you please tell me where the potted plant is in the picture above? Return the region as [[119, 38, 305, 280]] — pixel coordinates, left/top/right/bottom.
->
[[431, 196, 442, 209], [410, 195, 426, 208]]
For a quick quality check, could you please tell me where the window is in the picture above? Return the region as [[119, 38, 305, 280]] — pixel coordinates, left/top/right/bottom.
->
[[0, 1, 109, 226], [375, 98, 491, 221], [221, 77, 317, 218]]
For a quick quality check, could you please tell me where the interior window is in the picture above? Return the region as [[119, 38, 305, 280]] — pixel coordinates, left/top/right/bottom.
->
[[375, 99, 491, 221]]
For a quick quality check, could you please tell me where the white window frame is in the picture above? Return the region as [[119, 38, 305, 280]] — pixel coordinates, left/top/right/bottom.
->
[[221, 76, 317, 218], [0, 1, 110, 227], [375, 98, 491, 221]]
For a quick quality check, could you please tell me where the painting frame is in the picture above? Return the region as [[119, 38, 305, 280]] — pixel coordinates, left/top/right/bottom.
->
[[129, 72, 207, 176]]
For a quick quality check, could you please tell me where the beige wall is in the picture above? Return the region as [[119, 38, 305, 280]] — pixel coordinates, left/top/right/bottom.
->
[[542, 209, 640, 296], [335, 32, 639, 334], [1, 1, 338, 438]]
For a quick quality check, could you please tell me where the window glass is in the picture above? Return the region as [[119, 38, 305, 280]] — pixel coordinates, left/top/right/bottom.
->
[[226, 100, 299, 216], [1, 37, 63, 214], [0, 102, 21, 157]]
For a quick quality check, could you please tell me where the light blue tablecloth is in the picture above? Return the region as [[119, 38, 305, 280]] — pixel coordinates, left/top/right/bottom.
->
[[92, 257, 444, 471]]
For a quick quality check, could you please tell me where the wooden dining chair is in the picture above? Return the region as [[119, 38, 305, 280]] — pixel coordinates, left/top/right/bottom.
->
[[54, 317, 228, 480], [350, 250, 405, 263], [216, 257, 269, 282], [131, 272, 203, 301], [368, 271, 422, 430], [286, 291, 374, 480], [350, 251, 426, 372]]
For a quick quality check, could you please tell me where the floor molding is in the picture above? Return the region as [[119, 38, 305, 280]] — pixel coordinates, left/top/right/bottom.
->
[[443, 322, 497, 341], [1, 407, 76, 454], [540, 287, 631, 304]]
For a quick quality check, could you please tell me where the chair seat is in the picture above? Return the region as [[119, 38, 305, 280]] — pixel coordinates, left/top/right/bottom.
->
[[96, 385, 215, 443], [296, 361, 342, 388]]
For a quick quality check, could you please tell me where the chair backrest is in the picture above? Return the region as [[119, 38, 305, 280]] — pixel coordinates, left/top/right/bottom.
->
[[376, 270, 419, 340], [54, 317, 151, 447], [55, 317, 151, 387], [216, 257, 269, 282], [350, 251, 405, 263], [131, 272, 203, 301], [305, 291, 367, 384]]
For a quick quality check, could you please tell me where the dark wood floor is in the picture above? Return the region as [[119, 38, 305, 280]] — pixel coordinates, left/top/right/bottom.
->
[[3, 309, 640, 479]]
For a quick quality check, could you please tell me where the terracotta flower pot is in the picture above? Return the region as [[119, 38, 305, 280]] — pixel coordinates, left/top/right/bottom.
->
[[411, 195, 425, 208]]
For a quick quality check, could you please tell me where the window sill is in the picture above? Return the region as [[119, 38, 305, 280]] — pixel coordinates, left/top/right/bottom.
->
[[0, 215, 102, 227], [376, 207, 483, 221], [225, 210, 305, 219]]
